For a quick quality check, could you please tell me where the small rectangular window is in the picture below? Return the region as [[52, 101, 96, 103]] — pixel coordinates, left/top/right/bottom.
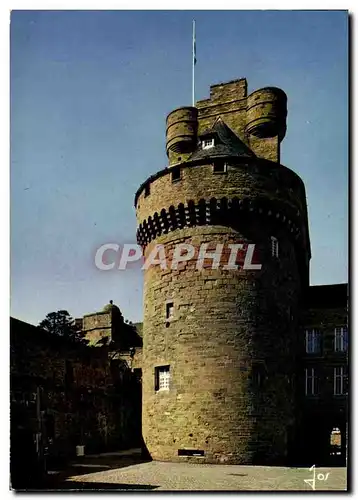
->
[[155, 365, 170, 391], [334, 326, 348, 352], [271, 236, 278, 258], [171, 167, 181, 182], [202, 138, 214, 149], [178, 449, 205, 457], [213, 162, 228, 174], [305, 329, 321, 354], [305, 367, 318, 396], [166, 301, 174, 320], [144, 183, 150, 197]]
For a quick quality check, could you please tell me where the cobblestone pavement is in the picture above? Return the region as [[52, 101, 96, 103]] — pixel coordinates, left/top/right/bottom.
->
[[54, 461, 347, 491]]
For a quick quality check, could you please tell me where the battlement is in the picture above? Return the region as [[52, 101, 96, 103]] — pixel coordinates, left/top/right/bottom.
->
[[165, 78, 287, 165], [135, 158, 310, 273], [201, 78, 248, 103]]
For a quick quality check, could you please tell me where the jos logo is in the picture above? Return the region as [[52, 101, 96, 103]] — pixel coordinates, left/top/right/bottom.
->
[[304, 465, 330, 490]]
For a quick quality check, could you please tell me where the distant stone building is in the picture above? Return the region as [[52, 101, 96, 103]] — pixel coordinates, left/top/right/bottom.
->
[[134, 77, 348, 465], [81, 301, 140, 346], [10, 308, 143, 488]]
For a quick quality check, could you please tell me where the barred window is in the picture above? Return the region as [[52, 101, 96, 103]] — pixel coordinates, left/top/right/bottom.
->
[[271, 236, 279, 257], [305, 329, 321, 354], [155, 366, 170, 391], [334, 326, 348, 352], [305, 367, 318, 396]]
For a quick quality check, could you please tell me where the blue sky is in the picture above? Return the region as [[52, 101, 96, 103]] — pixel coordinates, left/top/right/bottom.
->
[[10, 10, 348, 325]]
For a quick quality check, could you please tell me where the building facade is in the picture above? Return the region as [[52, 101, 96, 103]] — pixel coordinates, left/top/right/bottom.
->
[[298, 284, 348, 465]]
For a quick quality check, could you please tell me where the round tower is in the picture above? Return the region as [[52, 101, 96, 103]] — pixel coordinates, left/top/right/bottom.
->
[[166, 106, 198, 165], [135, 83, 310, 465], [246, 87, 287, 141]]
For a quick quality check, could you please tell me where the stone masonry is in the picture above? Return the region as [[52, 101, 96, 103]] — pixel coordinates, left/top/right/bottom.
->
[[134, 78, 312, 464]]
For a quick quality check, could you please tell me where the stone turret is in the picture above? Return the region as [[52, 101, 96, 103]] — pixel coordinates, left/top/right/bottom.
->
[[166, 107, 198, 165], [82, 300, 123, 346]]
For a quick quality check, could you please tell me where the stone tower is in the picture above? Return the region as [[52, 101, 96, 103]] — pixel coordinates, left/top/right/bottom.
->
[[82, 300, 124, 346], [135, 78, 311, 464]]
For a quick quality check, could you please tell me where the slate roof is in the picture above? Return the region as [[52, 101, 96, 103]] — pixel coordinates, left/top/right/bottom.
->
[[188, 118, 256, 162], [133, 322, 143, 338]]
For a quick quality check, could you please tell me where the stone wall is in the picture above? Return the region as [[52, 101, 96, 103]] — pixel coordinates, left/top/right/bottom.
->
[[140, 216, 302, 464], [82, 311, 112, 346], [135, 160, 310, 289], [136, 160, 308, 227], [10, 318, 142, 469]]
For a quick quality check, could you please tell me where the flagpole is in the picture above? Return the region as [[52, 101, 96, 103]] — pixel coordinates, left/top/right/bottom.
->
[[192, 19, 196, 107]]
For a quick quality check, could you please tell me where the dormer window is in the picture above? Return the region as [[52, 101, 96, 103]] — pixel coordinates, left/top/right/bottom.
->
[[202, 138, 215, 149]]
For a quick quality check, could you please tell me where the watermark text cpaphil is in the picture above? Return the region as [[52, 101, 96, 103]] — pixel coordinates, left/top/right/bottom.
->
[[94, 242, 263, 271]]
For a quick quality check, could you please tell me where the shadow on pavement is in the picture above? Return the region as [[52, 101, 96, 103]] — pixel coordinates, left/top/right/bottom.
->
[[51, 455, 151, 479], [26, 451, 154, 491], [49, 481, 158, 491], [16, 482, 159, 492]]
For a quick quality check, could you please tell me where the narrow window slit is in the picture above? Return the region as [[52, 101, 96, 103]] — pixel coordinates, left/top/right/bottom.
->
[[178, 449, 205, 457]]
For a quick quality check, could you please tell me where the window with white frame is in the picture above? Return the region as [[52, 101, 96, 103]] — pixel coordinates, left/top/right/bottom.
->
[[202, 138, 215, 149], [334, 326, 348, 352], [155, 365, 170, 391], [271, 236, 279, 257], [334, 366, 347, 395], [305, 368, 318, 396], [305, 329, 321, 354]]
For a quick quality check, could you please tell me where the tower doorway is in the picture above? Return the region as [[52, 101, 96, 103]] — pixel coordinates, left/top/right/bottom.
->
[[329, 427, 343, 465]]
